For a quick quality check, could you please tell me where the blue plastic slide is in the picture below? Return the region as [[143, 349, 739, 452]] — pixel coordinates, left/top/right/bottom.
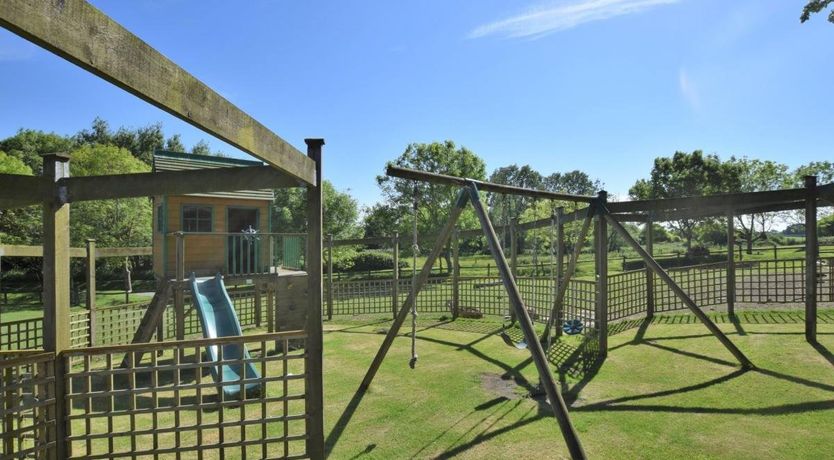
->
[[189, 273, 261, 399]]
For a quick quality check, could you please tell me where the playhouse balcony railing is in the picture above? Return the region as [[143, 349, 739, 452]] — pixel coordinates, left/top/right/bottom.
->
[[165, 232, 306, 277]]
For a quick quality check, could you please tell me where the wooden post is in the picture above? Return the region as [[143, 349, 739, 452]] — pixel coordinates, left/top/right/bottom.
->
[[466, 184, 587, 460], [509, 216, 518, 323], [510, 217, 518, 276], [554, 207, 565, 337], [805, 175, 818, 343], [266, 281, 275, 333], [603, 212, 753, 368], [41, 152, 71, 459], [254, 283, 263, 327], [542, 214, 593, 345], [123, 257, 132, 304], [174, 232, 185, 341], [304, 139, 325, 459], [645, 216, 655, 319], [85, 239, 97, 347], [726, 212, 736, 316], [452, 228, 460, 319], [327, 234, 334, 321], [392, 234, 399, 320], [359, 189, 469, 393], [595, 191, 609, 356]]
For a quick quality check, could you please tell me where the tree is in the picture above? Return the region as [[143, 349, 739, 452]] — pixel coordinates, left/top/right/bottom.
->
[[377, 141, 486, 272], [272, 181, 360, 240], [73, 118, 189, 164], [630, 150, 739, 250], [542, 170, 601, 196], [0, 152, 40, 246], [819, 214, 834, 237], [801, 0, 834, 23], [724, 158, 790, 254], [0, 129, 74, 173], [488, 164, 543, 223], [68, 145, 153, 248], [362, 203, 402, 240]]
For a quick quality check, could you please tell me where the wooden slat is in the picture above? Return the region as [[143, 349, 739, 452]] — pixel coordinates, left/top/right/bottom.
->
[[95, 247, 152, 257], [0, 0, 315, 185], [60, 166, 295, 203], [0, 245, 149, 258]]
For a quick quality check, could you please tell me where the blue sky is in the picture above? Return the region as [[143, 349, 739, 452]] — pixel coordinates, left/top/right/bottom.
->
[[0, 1, 832, 207]]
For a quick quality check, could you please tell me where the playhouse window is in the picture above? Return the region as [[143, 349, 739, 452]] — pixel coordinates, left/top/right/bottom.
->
[[182, 205, 212, 232]]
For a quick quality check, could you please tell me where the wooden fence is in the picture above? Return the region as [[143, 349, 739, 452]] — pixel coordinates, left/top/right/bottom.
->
[[1, 331, 309, 459], [325, 257, 834, 324]]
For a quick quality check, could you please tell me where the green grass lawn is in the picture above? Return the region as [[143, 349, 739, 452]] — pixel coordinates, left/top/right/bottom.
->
[[322, 310, 834, 459]]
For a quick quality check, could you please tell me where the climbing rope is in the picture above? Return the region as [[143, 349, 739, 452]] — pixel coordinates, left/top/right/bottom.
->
[[409, 196, 419, 369]]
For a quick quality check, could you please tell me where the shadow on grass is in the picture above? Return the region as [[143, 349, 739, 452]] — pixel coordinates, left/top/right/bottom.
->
[[811, 341, 834, 368]]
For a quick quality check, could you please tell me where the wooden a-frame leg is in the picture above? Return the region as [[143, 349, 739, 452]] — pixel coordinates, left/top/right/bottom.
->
[[603, 211, 753, 369], [466, 183, 587, 460], [358, 189, 470, 392]]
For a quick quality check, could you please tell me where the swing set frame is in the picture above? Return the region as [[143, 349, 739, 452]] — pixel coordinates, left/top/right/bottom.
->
[[354, 164, 834, 460]]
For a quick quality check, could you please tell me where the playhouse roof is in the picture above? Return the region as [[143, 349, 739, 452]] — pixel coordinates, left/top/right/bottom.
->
[[152, 150, 274, 201]]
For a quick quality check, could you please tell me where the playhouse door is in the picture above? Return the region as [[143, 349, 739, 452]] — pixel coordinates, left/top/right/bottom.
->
[[227, 207, 260, 274]]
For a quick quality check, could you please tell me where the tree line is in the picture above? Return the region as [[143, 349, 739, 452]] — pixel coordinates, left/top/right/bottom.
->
[[2, 119, 833, 277]]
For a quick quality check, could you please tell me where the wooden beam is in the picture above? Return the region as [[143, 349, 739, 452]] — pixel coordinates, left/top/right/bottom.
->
[[613, 200, 812, 223], [60, 166, 297, 203], [465, 183, 587, 460], [0, 0, 315, 185], [386, 165, 595, 202], [608, 187, 806, 214], [554, 208, 565, 338], [332, 236, 392, 247], [603, 210, 753, 368], [95, 247, 152, 258], [595, 192, 608, 356], [85, 239, 96, 347], [304, 139, 325, 459], [645, 215, 655, 319], [40, 152, 71, 459], [726, 212, 736, 316], [805, 176, 818, 343], [122, 279, 173, 366], [0, 173, 47, 208]]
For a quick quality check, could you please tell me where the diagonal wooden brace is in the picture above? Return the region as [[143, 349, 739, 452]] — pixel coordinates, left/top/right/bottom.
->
[[466, 183, 587, 460], [602, 209, 754, 369]]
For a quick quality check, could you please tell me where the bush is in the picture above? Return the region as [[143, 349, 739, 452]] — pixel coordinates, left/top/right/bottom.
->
[[331, 250, 409, 273], [685, 245, 710, 259]]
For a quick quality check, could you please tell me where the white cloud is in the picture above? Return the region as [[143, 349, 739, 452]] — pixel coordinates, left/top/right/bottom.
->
[[678, 67, 700, 111], [469, 0, 680, 39]]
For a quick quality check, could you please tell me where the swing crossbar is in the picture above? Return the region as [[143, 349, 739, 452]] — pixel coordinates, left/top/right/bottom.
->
[[387, 165, 595, 202]]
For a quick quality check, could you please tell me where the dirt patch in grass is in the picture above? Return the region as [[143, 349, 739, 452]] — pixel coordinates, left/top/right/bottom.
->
[[479, 372, 540, 401]]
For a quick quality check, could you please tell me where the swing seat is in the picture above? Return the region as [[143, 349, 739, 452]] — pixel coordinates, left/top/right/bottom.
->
[[499, 331, 528, 349], [562, 319, 584, 336]]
